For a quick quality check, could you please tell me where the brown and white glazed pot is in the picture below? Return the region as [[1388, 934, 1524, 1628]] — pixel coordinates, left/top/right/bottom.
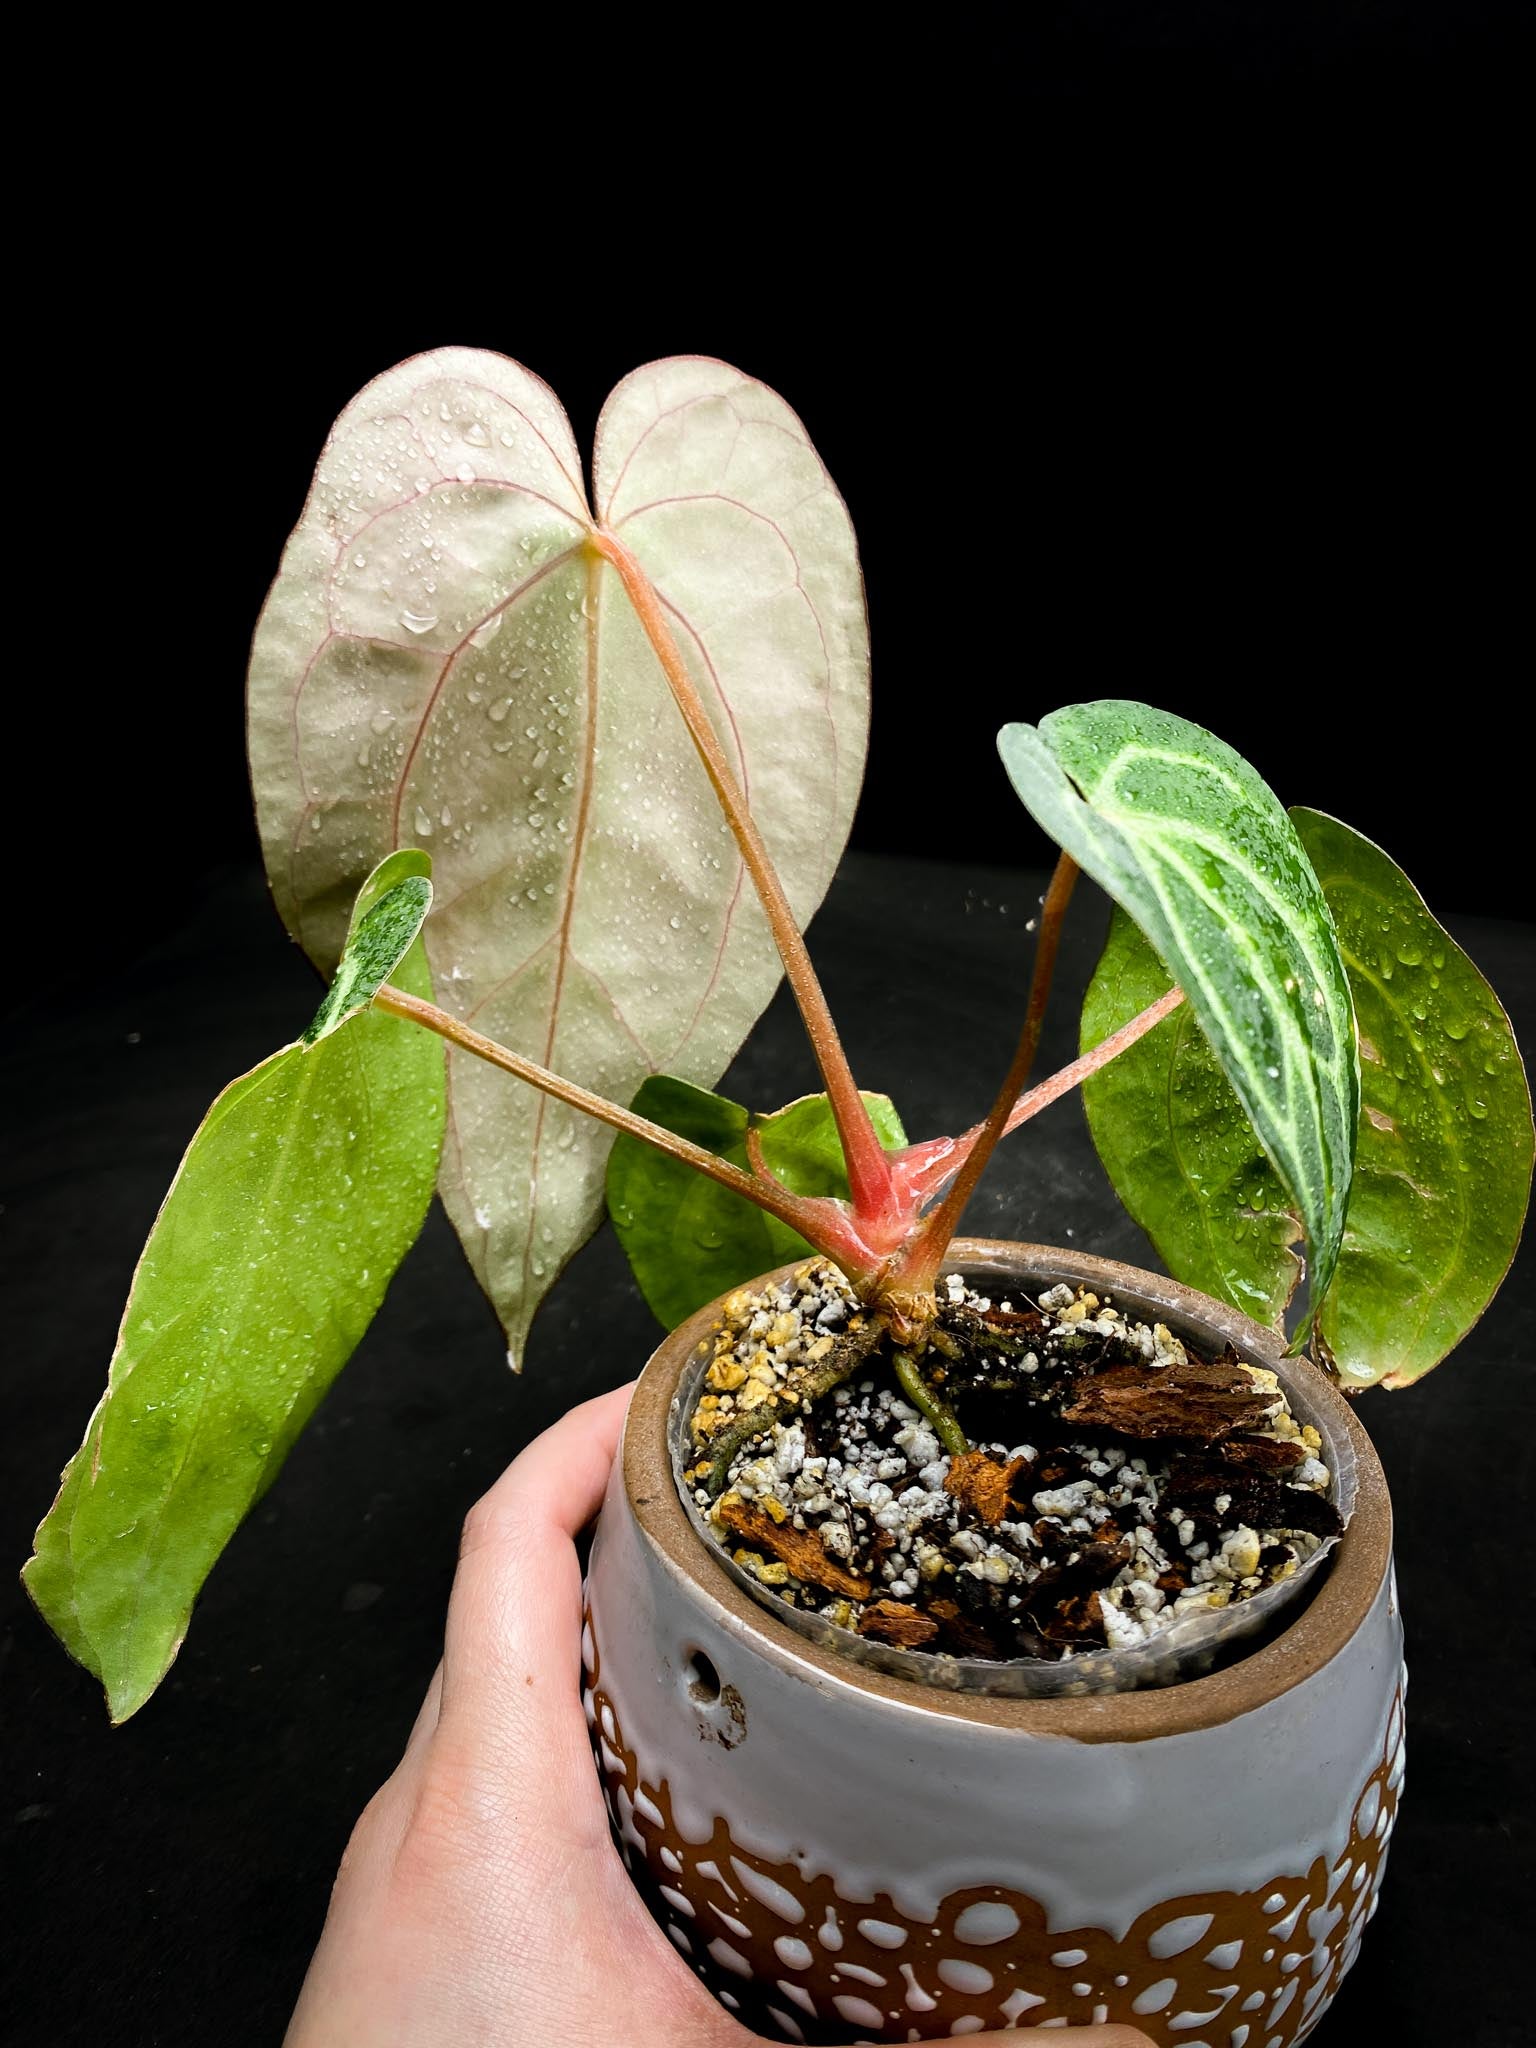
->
[[583, 1242, 1404, 2046]]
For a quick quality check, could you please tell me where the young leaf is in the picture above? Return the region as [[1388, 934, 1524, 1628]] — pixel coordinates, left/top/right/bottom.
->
[[1296, 808, 1533, 1387], [304, 848, 433, 1043], [608, 1078, 907, 1329], [249, 350, 869, 1366], [23, 862, 444, 1721], [999, 701, 1358, 1331], [1079, 817, 1533, 1388], [1081, 906, 1301, 1327]]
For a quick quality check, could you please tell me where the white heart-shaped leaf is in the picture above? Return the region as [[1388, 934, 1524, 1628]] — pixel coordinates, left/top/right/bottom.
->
[[249, 350, 868, 1361]]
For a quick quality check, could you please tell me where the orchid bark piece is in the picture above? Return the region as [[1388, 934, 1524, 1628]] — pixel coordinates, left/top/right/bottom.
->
[[249, 350, 869, 1363]]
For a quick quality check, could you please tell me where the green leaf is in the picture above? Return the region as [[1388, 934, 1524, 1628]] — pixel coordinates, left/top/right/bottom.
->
[[1081, 907, 1302, 1327], [1000, 701, 1358, 1333], [1296, 808, 1533, 1387], [304, 848, 432, 1043], [1079, 817, 1533, 1388], [607, 1078, 907, 1329], [23, 862, 445, 1721], [249, 351, 869, 1365]]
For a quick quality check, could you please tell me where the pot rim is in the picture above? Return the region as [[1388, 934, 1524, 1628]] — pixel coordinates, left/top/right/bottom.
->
[[620, 1238, 1393, 1742]]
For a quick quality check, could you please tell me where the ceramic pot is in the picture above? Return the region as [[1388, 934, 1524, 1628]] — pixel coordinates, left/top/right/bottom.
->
[[583, 1242, 1404, 2046]]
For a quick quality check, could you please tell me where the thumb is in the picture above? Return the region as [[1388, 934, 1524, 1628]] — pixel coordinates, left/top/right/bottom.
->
[[436, 1382, 631, 1744]]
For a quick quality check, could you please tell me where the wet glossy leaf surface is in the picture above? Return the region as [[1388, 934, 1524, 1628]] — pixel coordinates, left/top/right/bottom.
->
[[304, 849, 432, 1044], [1001, 701, 1358, 1329], [1296, 809, 1532, 1386], [249, 350, 868, 1362], [12, 850, 1530, 2042], [1081, 813, 1531, 1386], [1081, 906, 1301, 1328], [23, 869, 443, 1719], [607, 1077, 906, 1328]]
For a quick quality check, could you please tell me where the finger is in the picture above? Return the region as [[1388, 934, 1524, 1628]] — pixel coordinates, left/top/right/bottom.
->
[[399, 1662, 444, 1769], [437, 1383, 631, 1737]]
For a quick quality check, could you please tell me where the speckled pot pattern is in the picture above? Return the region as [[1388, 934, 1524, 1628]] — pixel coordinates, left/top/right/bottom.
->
[[583, 1244, 1405, 2046]]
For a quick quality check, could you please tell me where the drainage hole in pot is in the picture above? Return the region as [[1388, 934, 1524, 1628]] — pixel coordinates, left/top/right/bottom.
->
[[684, 1649, 721, 1704]]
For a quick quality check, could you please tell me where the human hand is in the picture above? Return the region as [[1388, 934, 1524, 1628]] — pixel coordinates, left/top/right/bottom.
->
[[286, 1387, 1155, 2047]]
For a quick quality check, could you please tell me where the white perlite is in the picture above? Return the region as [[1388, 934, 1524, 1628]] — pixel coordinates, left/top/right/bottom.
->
[[693, 1262, 1333, 1660]]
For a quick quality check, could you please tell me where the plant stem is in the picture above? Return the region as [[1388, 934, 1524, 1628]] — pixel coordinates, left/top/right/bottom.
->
[[591, 528, 897, 1230], [892, 1351, 969, 1457], [373, 983, 868, 1260], [1000, 983, 1187, 1136], [893, 853, 1080, 1294], [895, 984, 1189, 1204], [745, 1123, 787, 1194]]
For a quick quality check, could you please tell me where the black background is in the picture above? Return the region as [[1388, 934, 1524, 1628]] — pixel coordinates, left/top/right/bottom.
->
[[50, 235, 1531, 927], [7, 11, 1533, 2048], [13, 6, 1531, 959]]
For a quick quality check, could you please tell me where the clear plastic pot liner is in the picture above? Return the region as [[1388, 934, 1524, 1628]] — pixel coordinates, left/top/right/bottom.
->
[[670, 1273, 1356, 1699]]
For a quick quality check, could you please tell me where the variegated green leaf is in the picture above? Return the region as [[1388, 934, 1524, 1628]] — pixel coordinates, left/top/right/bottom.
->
[[1000, 702, 1358, 1330], [305, 848, 433, 1044], [1080, 816, 1532, 1388]]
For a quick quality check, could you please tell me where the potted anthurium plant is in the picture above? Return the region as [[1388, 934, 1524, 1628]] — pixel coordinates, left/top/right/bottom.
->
[[24, 351, 1529, 2047]]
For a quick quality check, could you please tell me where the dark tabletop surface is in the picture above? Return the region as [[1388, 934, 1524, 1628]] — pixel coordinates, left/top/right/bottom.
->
[[4, 851, 1531, 2048]]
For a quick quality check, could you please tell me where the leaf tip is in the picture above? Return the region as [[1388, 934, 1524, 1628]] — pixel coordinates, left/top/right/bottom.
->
[[105, 1678, 155, 1727], [18, 1551, 46, 1619], [105, 1633, 186, 1726]]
